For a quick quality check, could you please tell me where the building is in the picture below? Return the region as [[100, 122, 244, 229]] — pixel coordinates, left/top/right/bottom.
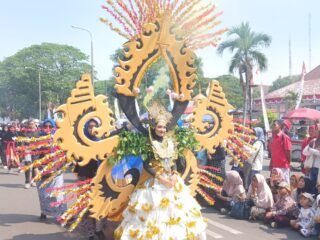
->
[[254, 65, 320, 118]]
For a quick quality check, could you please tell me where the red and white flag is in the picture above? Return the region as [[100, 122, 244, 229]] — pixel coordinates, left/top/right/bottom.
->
[[295, 62, 307, 109]]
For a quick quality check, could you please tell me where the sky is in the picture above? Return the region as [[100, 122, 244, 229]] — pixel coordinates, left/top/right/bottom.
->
[[1, 0, 319, 85]]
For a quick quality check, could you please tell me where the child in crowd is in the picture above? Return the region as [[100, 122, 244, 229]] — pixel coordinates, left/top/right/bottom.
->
[[291, 176, 313, 203], [265, 181, 299, 228], [290, 192, 315, 237]]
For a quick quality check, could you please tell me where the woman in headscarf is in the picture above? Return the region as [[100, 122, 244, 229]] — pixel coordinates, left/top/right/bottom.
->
[[247, 174, 274, 220], [73, 119, 100, 180], [243, 127, 265, 189], [36, 118, 67, 221], [291, 176, 313, 202], [267, 168, 285, 201], [290, 174, 299, 192], [215, 170, 246, 213]]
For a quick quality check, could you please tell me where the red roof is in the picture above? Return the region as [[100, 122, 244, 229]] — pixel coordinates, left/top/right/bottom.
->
[[264, 65, 320, 101], [305, 65, 320, 81]]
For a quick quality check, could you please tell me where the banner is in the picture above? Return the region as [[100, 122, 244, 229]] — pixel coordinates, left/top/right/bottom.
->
[[295, 62, 307, 109]]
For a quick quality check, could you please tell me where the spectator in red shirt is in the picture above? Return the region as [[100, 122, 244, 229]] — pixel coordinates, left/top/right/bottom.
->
[[301, 125, 317, 174], [269, 120, 292, 184]]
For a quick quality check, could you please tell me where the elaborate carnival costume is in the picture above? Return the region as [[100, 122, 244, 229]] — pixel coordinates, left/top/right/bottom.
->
[[114, 103, 207, 239], [19, 1, 257, 239]]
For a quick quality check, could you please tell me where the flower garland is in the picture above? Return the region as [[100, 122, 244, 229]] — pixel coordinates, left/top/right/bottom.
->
[[15, 134, 52, 143], [195, 188, 215, 205]]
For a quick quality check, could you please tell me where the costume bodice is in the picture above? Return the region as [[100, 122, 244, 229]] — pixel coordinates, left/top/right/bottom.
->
[[149, 136, 178, 175]]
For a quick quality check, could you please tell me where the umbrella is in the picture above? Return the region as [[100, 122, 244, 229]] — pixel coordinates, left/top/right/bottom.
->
[[282, 108, 320, 121]]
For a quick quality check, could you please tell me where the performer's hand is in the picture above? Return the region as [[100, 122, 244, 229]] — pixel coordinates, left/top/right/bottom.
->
[[170, 174, 178, 187], [158, 176, 173, 188]]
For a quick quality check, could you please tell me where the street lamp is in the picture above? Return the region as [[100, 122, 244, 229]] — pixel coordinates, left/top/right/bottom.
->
[[71, 25, 94, 82]]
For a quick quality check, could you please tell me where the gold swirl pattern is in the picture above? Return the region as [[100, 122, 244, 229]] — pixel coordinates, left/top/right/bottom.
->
[[190, 80, 233, 154], [115, 16, 197, 102], [54, 74, 119, 166]]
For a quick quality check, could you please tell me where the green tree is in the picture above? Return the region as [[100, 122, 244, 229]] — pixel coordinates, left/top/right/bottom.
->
[[0, 43, 91, 119], [285, 90, 298, 110], [256, 109, 277, 129], [214, 75, 244, 108], [269, 75, 300, 92], [217, 22, 271, 125]]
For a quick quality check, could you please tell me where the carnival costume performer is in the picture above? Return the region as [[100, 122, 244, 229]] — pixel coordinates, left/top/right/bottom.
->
[[36, 119, 67, 220], [114, 103, 207, 240], [2, 124, 20, 172], [74, 118, 106, 240]]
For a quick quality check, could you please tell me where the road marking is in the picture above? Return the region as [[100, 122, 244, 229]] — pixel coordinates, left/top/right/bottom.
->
[[207, 219, 242, 235], [206, 229, 223, 239]]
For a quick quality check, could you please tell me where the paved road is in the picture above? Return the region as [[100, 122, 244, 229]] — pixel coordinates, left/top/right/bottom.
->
[[0, 162, 314, 240]]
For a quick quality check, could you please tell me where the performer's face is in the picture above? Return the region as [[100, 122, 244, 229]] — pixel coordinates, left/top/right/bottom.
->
[[155, 121, 166, 137], [87, 121, 98, 136]]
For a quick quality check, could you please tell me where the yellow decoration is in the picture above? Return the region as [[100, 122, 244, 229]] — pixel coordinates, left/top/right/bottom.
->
[[115, 16, 196, 101], [142, 203, 153, 213], [181, 149, 200, 196], [174, 183, 183, 193], [89, 160, 151, 220], [159, 197, 170, 208], [129, 229, 140, 238], [54, 74, 119, 166], [186, 221, 196, 228], [166, 216, 181, 225], [190, 80, 233, 154]]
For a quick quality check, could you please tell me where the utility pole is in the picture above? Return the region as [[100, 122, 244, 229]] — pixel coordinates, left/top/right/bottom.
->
[[289, 38, 292, 77], [308, 13, 312, 71]]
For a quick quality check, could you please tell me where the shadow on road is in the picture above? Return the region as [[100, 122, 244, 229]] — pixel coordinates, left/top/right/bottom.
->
[[10, 232, 81, 240], [0, 214, 46, 226], [0, 183, 24, 189]]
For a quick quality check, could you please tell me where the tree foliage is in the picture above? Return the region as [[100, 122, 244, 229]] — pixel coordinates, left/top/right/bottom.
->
[[285, 90, 298, 110], [217, 22, 271, 121], [269, 75, 300, 92], [0, 43, 91, 119], [214, 75, 244, 109]]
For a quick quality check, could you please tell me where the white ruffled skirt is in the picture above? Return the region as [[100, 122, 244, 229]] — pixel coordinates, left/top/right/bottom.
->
[[114, 176, 207, 240]]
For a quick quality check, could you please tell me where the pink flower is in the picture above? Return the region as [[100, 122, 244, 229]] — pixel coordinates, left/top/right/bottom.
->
[[171, 92, 178, 99], [146, 86, 154, 94], [166, 89, 172, 95], [133, 87, 140, 94]]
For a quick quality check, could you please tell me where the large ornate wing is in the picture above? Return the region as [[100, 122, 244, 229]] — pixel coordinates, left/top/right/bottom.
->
[[90, 160, 151, 221], [54, 74, 119, 166], [190, 80, 234, 154]]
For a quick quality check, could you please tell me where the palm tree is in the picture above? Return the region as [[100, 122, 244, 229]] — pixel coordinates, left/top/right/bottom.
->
[[217, 22, 271, 126]]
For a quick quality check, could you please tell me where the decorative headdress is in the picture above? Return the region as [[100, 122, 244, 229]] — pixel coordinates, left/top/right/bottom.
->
[[148, 102, 172, 128]]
